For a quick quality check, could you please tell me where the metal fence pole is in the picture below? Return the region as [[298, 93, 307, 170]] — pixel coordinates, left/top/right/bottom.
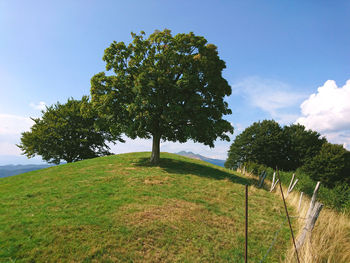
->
[[277, 168, 300, 263]]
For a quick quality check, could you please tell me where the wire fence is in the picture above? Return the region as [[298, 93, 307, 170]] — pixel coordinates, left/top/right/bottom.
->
[[239, 166, 323, 263], [258, 215, 307, 263], [259, 216, 288, 263]]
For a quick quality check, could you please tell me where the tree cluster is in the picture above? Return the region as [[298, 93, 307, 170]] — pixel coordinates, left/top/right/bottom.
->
[[18, 30, 233, 164], [225, 120, 350, 188], [225, 120, 326, 170], [300, 142, 350, 188]]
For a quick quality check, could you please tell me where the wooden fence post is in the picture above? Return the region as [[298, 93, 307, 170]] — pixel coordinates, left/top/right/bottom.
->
[[286, 179, 299, 198], [288, 174, 295, 192], [298, 192, 304, 212], [296, 202, 323, 250], [305, 181, 321, 219], [296, 182, 322, 250], [270, 171, 276, 192], [270, 179, 279, 192], [259, 171, 267, 188]]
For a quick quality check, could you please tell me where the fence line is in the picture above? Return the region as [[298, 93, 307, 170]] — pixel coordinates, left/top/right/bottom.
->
[[259, 217, 288, 263], [235, 167, 323, 262], [277, 168, 300, 263]]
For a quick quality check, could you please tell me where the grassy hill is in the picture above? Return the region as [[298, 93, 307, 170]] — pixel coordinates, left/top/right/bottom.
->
[[0, 152, 294, 262]]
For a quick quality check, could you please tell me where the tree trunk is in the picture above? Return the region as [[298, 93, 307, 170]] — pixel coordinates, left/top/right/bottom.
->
[[150, 134, 161, 164]]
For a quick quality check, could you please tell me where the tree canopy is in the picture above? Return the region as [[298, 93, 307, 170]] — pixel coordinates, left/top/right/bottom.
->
[[282, 124, 326, 170], [225, 120, 285, 169], [18, 97, 121, 164], [300, 143, 350, 188], [225, 121, 326, 171], [91, 29, 233, 164]]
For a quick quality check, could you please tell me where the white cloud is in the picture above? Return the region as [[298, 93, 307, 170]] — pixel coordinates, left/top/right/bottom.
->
[[232, 122, 245, 135], [231, 77, 307, 124], [323, 131, 350, 149], [0, 114, 33, 135], [0, 113, 34, 159], [0, 141, 22, 155], [297, 80, 350, 132], [296, 80, 350, 150], [108, 137, 152, 154], [29, 101, 46, 111]]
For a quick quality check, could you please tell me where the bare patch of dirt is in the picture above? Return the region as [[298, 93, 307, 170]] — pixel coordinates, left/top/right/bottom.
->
[[125, 167, 137, 170], [95, 175, 119, 182], [123, 199, 235, 229], [105, 169, 130, 176], [144, 176, 172, 185], [124, 200, 200, 225]]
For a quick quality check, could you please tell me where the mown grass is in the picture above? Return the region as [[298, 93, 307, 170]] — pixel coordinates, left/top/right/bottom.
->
[[0, 152, 295, 262]]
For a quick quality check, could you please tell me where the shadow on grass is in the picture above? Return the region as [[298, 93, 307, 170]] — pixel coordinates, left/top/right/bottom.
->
[[134, 157, 252, 186]]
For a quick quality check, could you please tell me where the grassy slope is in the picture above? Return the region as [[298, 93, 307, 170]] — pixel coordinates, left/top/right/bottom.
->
[[0, 152, 294, 262]]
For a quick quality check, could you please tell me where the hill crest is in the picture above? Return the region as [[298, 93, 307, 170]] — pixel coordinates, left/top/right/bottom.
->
[[0, 152, 291, 262]]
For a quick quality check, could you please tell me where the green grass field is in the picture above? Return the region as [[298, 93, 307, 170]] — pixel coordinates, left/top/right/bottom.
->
[[0, 152, 295, 262]]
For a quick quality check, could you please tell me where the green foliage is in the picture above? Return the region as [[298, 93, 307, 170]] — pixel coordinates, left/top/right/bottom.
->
[[91, 29, 233, 163], [226, 120, 350, 210], [225, 121, 326, 171], [242, 161, 269, 177], [300, 143, 350, 188], [282, 124, 326, 170], [244, 161, 350, 212], [17, 97, 121, 164], [225, 120, 284, 169], [319, 184, 350, 212]]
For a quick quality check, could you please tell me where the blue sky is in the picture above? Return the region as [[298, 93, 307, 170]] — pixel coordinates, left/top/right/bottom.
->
[[1, 0, 350, 164]]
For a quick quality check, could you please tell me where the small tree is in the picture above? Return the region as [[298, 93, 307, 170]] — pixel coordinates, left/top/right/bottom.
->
[[300, 143, 350, 188], [18, 97, 122, 164], [91, 30, 233, 164]]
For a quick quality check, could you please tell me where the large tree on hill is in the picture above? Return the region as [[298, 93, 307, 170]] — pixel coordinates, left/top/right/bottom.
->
[[225, 120, 285, 169], [18, 97, 122, 164], [90, 30, 233, 164]]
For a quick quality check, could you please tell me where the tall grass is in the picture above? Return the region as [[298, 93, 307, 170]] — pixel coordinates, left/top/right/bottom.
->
[[243, 161, 350, 212], [241, 167, 350, 262], [283, 190, 350, 263]]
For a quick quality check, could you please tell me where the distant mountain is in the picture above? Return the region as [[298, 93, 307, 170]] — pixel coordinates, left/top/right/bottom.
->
[[176, 151, 226, 167], [0, 164, 53, 178]]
